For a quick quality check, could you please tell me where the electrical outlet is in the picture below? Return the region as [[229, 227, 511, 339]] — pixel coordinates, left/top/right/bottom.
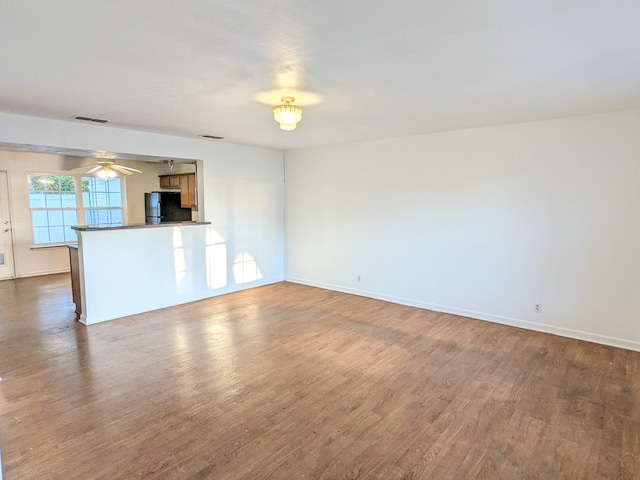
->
[[534, 303, 542, 313], [357, 275, 361, 282]]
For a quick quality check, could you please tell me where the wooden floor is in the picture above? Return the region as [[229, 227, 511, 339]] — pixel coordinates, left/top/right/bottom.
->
[[1, 275, 639, 479]]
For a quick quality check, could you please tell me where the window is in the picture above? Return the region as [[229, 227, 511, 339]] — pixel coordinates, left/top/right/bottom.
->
[[28, 174, 124, 246], [82, 177, 123, 226], [28, 175, 78, 244]]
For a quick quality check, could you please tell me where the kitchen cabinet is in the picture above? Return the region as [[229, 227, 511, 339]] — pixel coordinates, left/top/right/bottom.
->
[[68, 245, 82, 318], [188, 174, 196, 209], [158, 173, 197, 209], [159, 175, 180, 189], [179, 174, 197, 209]]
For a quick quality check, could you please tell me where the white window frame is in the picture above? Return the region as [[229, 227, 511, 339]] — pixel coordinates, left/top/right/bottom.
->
[[81, 176, 126, 227], [28, 173, 127, 247], [28, 173, 80, 247]]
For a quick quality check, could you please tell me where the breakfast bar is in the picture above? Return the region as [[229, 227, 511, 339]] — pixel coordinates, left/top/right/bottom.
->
[[71, 221, 214, 325]]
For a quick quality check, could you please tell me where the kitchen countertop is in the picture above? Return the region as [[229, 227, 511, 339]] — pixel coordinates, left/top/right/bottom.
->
[[71, 221, 211, 232]]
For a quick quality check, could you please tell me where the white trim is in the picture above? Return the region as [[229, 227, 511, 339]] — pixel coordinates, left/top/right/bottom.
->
[[27, 172, 81, 246], [18, 267, 70, 278], [30, 243, 75, 250], [285, 276, 640, 353], [26, 173, 126, 246]]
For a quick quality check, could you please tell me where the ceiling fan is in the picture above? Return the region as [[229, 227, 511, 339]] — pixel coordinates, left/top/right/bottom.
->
[[70, 160, 142, 179]]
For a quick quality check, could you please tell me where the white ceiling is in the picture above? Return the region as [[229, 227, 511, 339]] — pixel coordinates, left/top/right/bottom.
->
[[0, 0, 638, 151]]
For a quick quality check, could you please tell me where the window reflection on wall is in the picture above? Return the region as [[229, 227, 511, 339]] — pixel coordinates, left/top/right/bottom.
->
[[206, 228, 227, 289], [233, 252, 262, 284]]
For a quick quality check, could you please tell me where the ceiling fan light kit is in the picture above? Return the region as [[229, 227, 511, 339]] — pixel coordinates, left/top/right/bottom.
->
[[71, 160, 143, 178], [273, 97, 302, 131], [96, 166, 117, 179]]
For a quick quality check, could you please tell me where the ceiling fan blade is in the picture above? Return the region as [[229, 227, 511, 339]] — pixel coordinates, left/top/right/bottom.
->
[[111, 165, 135, 175], [114, 165, 143, 174], [67, 164, 100, 172], [86, 166, 103, 174]]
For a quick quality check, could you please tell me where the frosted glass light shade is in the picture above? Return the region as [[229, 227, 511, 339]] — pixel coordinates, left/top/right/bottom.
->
[[96, 167, 117, 179], [273, 97, 302, 131]]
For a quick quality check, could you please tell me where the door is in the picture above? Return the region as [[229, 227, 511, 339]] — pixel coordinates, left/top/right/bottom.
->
[[0, 171, 15, 279]]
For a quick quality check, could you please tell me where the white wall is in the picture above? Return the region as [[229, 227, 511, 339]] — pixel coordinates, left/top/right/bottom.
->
[[0, 113, 284, 285], [284, 109, 640, 351], [199, 148, 284, 286], [78, 223, 275, 324]]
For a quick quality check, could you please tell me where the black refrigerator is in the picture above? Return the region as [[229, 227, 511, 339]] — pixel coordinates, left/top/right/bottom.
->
[[145, 192, 192, 224]]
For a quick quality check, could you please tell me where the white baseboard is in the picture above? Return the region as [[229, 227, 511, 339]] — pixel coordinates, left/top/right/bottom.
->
[[285, 276, 640, 353], [17, 268, 70, 278]]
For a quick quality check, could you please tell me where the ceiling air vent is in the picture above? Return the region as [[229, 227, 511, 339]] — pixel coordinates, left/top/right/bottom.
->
[[74, 115, 108, 124], [200, 134, 224, 140]]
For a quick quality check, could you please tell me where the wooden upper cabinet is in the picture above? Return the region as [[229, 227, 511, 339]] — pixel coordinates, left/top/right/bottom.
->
[[158, 176, 170, 189], [158, 175, 181, 189], [187, 173, 197, 209], [159, 173, 197, 209], [179, 174, 197, 208]]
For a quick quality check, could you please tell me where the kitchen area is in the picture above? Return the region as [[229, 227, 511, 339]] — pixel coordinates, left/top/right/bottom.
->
[[0, 149, 204, 280], [124, 160, 201, 226], [66, 160, 209, 323], [145, 171, 198, 224], [0, 144, 283, 326], [0, 146, 218, 323]]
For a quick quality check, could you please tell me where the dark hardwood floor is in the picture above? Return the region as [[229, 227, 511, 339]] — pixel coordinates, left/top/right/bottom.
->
[[1, 274, 639, 479]]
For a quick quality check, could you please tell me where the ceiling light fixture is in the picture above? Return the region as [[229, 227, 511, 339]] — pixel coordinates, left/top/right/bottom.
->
[[96, 165, 117, 179], [69, 160, 142, 179], [273, 97, 302, 131]]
